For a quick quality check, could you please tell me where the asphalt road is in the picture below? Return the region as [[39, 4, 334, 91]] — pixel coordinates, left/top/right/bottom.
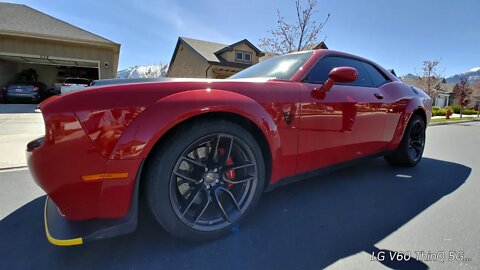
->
[[0, 122, 479, 270]]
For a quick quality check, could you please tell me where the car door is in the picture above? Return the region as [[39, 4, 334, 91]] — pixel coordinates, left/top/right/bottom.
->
[[296, 56, 389, 174]]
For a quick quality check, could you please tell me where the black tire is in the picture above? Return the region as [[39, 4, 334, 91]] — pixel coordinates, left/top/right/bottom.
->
[[384, 114, 426, 167], [144, 119, 265, 240]]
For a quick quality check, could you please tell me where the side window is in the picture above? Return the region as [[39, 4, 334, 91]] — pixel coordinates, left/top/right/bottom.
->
[[363, 63, 389, 87], [305, 56, 373, 87]]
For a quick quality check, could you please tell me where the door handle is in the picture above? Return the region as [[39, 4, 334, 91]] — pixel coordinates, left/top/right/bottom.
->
[[374, 93, 384, 99]]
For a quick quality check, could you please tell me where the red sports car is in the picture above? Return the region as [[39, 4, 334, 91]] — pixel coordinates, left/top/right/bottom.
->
[[27, 49, 432, 246]]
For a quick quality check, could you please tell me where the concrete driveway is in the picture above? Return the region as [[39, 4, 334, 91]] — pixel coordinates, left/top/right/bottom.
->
[[0, 104, 43, 169]]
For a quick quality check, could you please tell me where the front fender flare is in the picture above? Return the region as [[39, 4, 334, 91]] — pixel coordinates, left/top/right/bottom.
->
[[111, 89, 280, 165]]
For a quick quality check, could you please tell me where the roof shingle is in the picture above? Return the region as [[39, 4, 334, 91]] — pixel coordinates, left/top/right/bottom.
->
[[0, 3, 117, 45], [180, 37, 227, 63]]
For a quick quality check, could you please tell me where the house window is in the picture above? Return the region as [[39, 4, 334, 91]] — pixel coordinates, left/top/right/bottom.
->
[[236, 52, 243, 61], [244, 53, 252, 62], [235, 50, 253, 63]]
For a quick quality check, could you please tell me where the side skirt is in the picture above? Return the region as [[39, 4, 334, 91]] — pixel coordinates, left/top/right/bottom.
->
[[264, 151, 389, 192]]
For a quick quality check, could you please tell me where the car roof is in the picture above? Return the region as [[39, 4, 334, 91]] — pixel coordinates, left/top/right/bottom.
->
[[291, 49, 399, 82]]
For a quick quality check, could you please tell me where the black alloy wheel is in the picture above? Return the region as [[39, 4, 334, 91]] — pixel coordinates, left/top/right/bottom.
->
[[407, 121, 425, 162], [384, 114, 426, 167], [145, 120, 265, 240], [170, 133, 258, 231]]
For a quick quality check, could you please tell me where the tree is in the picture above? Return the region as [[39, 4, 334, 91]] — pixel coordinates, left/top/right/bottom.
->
[[259, 0, 330, 54], [472, 82, 480, 111], [453, 76, 473, 118], [415, 60, 444, 98]]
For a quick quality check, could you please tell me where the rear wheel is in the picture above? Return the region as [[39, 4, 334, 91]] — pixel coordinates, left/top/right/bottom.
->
[[384, 114, 426, 167], [145, 119, 265, 240]]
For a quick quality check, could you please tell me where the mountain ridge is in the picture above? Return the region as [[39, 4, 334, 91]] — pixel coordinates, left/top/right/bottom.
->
[[399, 68, 480, 85], [117, 64, 168, 79]]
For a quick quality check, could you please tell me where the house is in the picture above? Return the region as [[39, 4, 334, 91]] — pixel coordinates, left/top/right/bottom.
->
[[402, 75, 454, 108], [260, 41, 328, 62], [0, 3, 120, 89], [388, 69, 397, 77], [167, 37, 264, 79], [312, 41, 328, 50]]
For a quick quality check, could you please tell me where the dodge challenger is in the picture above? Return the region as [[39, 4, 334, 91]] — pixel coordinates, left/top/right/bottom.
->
[[27, 49, 432, 246]]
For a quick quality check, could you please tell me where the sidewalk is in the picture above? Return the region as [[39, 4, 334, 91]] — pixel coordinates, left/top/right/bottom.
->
[[432, 113, 479, 119], [0, 104, 43, 169]]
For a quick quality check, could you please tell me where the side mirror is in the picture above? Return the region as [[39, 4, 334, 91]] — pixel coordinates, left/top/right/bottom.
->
[[319, 66, 358, 92]]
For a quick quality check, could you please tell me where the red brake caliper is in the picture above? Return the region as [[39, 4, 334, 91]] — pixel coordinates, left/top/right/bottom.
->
[[219, 147, 235, 188]]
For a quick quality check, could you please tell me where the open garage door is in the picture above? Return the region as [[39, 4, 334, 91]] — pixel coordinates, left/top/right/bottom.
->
[[0, 52, 100, 94]]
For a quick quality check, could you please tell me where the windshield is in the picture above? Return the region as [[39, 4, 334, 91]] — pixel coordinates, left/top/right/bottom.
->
[[230, 51, 313, 80], [14, 74, 36, 84]]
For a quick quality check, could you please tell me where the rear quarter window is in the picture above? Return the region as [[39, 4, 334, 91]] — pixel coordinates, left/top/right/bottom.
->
[[363, 63, 389, 87]]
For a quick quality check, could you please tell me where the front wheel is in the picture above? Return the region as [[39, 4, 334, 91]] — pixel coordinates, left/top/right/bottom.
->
[[145, 119, 265, 240], [384, 114, 426, 167]]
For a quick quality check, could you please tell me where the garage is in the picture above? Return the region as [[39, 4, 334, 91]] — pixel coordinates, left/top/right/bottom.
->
[[0, 3, 120, 101]]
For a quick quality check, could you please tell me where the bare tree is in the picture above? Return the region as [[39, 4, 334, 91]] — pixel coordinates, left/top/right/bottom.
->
[[415, 60, 444, 98], [472, 82, 480, 106], [475, 82, 480, 117], [453, 76, 473, 118], [259, 0, 330, 54]]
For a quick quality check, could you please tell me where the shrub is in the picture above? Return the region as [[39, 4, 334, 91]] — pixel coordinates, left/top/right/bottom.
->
[[449, 104, 461, 114], [432, 106, 440, 111], [462, 109, 478, 115], [432, 109, 446, 116]]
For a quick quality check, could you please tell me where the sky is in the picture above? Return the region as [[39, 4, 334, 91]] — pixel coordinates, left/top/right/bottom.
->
[[4, 0, 480, 76]]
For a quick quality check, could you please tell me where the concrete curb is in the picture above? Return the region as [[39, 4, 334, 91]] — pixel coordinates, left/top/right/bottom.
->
[[429, 119, 480, 127], [0, 166, 28, 172]]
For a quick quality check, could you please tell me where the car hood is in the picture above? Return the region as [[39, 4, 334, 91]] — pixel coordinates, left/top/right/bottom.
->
[[89, 77, 274, 87], [39, 77, 277, 115]]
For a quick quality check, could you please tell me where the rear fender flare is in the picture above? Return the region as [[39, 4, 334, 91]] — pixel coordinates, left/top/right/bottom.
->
[[388, 99, 427, 149]]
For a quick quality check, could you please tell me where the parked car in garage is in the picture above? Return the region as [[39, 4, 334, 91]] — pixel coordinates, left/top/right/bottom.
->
[[60, 78, 90, 94], [2, 70, 48, 103], [48, 79, 65, 95]]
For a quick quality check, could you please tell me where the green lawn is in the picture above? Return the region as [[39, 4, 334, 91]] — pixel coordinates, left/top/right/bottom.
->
[[430, 117, 480, 125]]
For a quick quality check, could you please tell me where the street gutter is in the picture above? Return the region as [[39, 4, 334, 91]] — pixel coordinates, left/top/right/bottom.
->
[[0, 166, 28, 172], [429, 118, 480, 127]]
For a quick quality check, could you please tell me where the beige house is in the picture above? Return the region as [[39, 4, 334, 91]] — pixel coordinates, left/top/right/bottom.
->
[[259, 41, 328, 62], [167, 37, 264, 79], [0, 3, 120, 88]]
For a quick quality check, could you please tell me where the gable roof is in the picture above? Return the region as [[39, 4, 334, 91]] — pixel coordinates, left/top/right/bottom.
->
[[214, 39, 263, 56], [0, 3, 118, 46], [313, 41, 328, 50], [181, 37, 227, 63], [388, 69, 397, 77], [169, 37, 264, 69]]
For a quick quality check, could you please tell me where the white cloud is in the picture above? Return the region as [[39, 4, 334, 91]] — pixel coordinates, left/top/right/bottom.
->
[[126, 0, 232, 43]]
